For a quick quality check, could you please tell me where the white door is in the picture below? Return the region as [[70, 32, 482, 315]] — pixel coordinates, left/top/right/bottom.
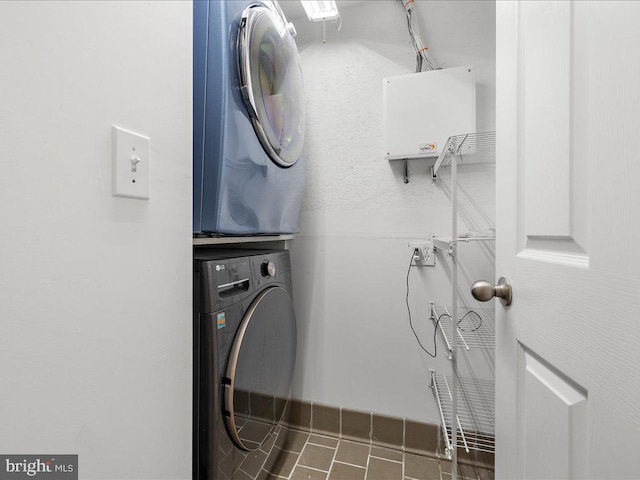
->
[[496, 1, 640, 479]]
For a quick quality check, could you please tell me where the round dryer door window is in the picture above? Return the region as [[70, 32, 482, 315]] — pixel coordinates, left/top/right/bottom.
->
[[238, 5, 306, 167], [224, 286, 297, 451]]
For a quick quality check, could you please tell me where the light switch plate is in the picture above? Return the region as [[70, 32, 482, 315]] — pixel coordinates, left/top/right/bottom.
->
[[112, 125, 150, 199]]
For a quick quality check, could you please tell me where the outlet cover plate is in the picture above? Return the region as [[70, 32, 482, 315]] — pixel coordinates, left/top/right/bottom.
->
[[112, 125, 150, 199], [409, 240, 436, 266]]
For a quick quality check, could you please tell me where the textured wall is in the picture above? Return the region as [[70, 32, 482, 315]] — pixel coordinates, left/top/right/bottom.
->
[[288, 1, 496, 423], [0, 2, 192, 478]]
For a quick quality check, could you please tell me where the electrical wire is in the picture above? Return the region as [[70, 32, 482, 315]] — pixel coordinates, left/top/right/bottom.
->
[[406, 251, 484, 357], [406, 250, 440, 358], [398, 0, 439, 72], [456, 310, 483, 332]]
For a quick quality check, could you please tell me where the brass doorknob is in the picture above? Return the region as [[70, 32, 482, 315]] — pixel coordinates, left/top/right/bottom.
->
[[471, 277, 512, 306]]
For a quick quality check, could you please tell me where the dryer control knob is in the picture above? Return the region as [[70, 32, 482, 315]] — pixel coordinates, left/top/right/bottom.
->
[[261, 261, 276, 278]]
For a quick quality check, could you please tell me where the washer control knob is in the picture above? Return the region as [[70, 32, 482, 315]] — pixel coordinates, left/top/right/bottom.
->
[[261, 260, 276, 278]]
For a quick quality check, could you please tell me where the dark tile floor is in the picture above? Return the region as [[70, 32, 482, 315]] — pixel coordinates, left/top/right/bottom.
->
[[242, 426, 494, 480]]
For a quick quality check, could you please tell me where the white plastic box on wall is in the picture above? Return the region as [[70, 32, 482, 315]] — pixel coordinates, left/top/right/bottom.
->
[[383, 66, 476, 160]]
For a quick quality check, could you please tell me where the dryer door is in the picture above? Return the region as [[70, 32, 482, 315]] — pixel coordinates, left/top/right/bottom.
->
[[238, 5, 305, 167], [224, 286, 297, 451]]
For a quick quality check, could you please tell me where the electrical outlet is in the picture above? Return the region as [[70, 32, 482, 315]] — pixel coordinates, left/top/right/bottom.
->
[[408, 240, 436, 266]]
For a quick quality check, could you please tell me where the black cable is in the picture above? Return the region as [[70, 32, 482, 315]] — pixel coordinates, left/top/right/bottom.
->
[[406, 251, 484, 357], [457, 310, 483, 332], [406, 250, 440, 358]]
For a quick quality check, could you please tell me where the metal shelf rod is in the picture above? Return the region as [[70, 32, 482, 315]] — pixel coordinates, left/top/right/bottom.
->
[[440, 417, 494, 431], [430, 303, 453, 357], [430, 370, 453, 455], [441, 305, 470, 351], [440, 411, 495, 422], [456, 328, 471, 351], [457, 416, 470, 453], [445, 436, 494, 449]]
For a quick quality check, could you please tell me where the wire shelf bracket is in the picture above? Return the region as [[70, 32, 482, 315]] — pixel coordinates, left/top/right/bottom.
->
[[431, 234, 495, 258], [431, 131, 496, 179]]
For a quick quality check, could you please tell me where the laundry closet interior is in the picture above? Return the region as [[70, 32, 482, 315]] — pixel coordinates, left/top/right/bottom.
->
[[7, 1, 640, 479], [0, 0, 497, 479], [192, 1, 496, 480]]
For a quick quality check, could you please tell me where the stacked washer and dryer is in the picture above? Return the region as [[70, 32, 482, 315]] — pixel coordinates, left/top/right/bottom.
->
[[193, 1, 305, 479]]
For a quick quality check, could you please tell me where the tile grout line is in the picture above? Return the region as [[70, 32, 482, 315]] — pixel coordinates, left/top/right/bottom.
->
[[289, 430, 337, 479], [326, 437, 341, 479], [368, 454, 403, 464], [365, 414, 373, 480], [285, 431, 311, 480], [333, 459, 368, 470], [294, 464, 331, 474], [263, 427, 281, 479], [278, 430, 310, 455], [364, 440, 372, 480], [270, 426, 492, 480], [284, 445, 297, 480], [402, 418, 406, 479], [306, 441, 337, 448]]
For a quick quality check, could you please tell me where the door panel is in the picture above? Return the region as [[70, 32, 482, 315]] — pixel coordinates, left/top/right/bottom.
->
[[522, 1, 572, 239], [497, 2, 640, 478], [519, 1, 588, 261], [519, 346, 588, 480]]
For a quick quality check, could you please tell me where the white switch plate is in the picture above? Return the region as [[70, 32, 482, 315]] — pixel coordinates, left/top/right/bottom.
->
[[112, 125, 150, 199]]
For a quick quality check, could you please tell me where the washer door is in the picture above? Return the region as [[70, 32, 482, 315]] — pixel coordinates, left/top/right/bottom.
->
[[224, 286, 297, 451], [238, 5, 306, 167]]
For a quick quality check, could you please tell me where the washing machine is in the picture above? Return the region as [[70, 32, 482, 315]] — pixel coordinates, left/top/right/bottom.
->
[[193, 249, 297, 480], [193, 0, 306, 235]]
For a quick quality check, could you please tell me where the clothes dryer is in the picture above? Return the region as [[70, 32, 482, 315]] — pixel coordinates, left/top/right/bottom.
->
[[193, 1, 306, 235], [193, 249, 297, 479]]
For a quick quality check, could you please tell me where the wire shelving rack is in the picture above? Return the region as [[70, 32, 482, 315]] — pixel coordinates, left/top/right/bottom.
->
[[427, 131, 496, 478], [430, 371, 495, 458]]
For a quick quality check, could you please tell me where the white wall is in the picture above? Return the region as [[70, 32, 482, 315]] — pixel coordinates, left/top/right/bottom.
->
[[288, 0, 496, 424], [0, 2, 192, 478]]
